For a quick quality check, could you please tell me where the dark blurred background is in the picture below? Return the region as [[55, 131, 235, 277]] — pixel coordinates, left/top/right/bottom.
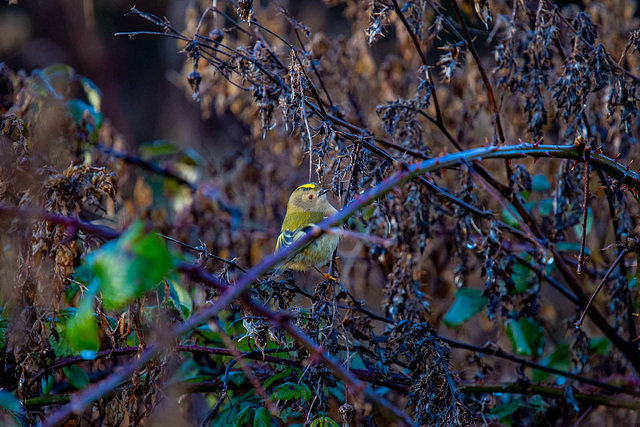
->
[[0, 0, 589, 151], [0, 0, 352, 152]]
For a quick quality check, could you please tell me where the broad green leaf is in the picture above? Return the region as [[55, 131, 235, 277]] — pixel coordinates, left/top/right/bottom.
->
[[227, 371, 246, 386], [232, 406, 253, 427], [170, 359, 200, 383], [279, 407, 301, 423], [362, 206, 376, 222], [490, 396, 522, 420], [309, 416, 340, 427], [253, 407, 271, 427], [501, 201, 537, 227], [168, 279, 192, 319], [512, 260, 536, 294], [49, 331, 74, 358], [532, 343, 570, 382], [532, 175, 550, 192], [444, 288, 487, 327], [65, 99, 103, 130], [30, 64, 74, 98], [42, 374, 55, 395], [501, 206, 521, 228], [0, 390, 22, 414], [528, 395, 549, 413], [589, 336, 611, 355], [506, 317, 545, 358], [63, 297, 99, 353], [0, 389, 22, 427], [300, 384, 312, 401], [537, 199, 553, 216], [83, 221, 172, 310], [272, 382, 308, 400], [63, 365, 90, 390], [262, 371, 289, 389]]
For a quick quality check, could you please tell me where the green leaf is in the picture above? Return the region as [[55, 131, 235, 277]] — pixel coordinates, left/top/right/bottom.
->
[[501, 206, 521, 228], [29, 64, 74, 98], [506, 317, 545, 358], [262, 371, 289, 389], [512, 260, 536, 294], [253, 407, 271, 427], [532, 175, 550, 192], [532, 343, 570, 382], [65, 99, 103, 134], [528, 395, 549, 413], [537, 199, 553, 216], [309, 416, 340, 427], [168, 278, 192, 319], [232, 406, 254, 427], [0, 390, 23, 415], [273, 382, 308, 401], [227, 371, 246, 386], [63, 365, 90, 390], [63, 297, 99, 353], [41, 374, 55, 395], [0, 308, 6, 350], [556, 241, 591, 256], [589, 336, 611, 355], [300, 384, 312, 401], [362, 206, 376, 222], [82, 221, 172, 310], [490, 397, 522, 420], [444, 288, 487, 327]]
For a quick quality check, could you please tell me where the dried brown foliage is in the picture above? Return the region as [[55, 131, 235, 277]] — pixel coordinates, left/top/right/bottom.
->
[[2, 1, 640, 426]]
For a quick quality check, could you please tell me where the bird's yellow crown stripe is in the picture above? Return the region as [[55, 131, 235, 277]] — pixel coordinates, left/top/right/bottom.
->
[[295, 183, 318, 191]]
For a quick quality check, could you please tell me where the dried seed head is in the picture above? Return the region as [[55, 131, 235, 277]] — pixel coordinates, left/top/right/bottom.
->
[[237, 0, 253, 21]]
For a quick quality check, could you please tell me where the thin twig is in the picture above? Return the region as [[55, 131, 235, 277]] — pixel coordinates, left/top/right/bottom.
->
[[325, 227, 393, 247], [575, 248, 629, 328], [596, 168, 637, 342], [158, 233, 247, 272], [448, 0, 505, 144], [391, 0, 428, 66], [95, 144, 196, 191]]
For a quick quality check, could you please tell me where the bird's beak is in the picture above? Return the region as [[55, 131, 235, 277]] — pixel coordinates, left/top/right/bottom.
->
[[319, 189, 330, 197]]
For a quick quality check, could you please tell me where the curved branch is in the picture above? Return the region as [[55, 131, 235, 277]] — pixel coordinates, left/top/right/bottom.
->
[[460, 383, 640, 411]]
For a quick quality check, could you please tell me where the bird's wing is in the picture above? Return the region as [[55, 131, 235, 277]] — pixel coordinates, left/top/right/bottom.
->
[[275, 224, 314, 252]]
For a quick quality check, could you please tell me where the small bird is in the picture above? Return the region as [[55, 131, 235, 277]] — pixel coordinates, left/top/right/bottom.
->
[[275, 183, 339, 276]]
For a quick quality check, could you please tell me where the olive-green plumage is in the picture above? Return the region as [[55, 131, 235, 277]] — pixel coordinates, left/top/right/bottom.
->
[[275, 183, 339, 273]]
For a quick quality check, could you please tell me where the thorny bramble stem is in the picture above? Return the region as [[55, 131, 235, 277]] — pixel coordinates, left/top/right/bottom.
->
[[577, 145, 591, 274]]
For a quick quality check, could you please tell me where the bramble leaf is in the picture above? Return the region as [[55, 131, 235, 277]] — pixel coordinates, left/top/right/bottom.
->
[[444, 288, 487, 327]]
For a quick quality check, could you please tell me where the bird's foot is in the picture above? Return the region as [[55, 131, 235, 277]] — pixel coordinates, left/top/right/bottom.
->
[[322, 273, 338, 281]]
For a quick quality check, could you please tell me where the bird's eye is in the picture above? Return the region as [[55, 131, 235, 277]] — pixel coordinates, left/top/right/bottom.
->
[[306, 193, 314, 200]]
